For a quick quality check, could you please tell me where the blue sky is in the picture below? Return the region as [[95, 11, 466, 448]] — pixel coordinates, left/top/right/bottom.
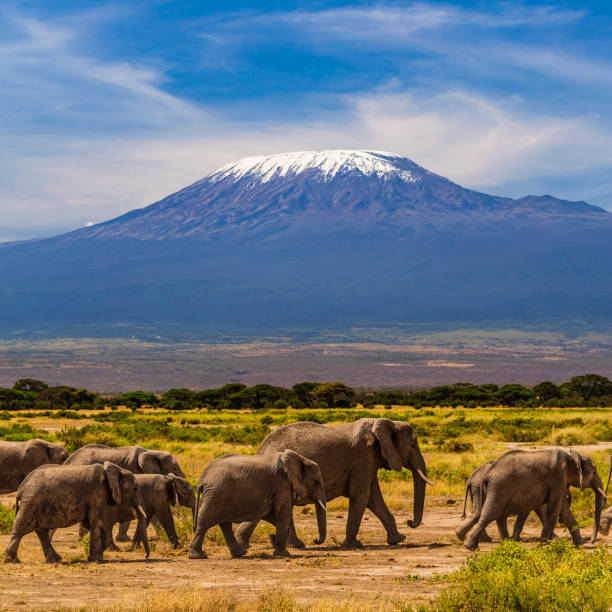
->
[[1, 1, 611, 241]]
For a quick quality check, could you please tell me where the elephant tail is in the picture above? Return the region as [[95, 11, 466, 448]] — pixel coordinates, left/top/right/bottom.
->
[[193, 485, 202, 533], [461, 481, 470, 520]]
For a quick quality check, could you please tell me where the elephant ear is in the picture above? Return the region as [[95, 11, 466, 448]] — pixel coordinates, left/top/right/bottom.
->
[[138, 451, 162, 474], [279, 450, 308, 499], [372, 419, 402, 472], [104, 461, 122, 504], [569, 450, 583, 487], [166, 475, 180, 507]]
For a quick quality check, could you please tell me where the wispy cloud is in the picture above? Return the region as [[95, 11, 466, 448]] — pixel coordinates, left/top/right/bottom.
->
[[0, 2, 611, 242]]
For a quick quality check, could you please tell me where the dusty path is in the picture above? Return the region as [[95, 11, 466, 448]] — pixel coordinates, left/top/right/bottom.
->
[[1, 495, 602, 610]]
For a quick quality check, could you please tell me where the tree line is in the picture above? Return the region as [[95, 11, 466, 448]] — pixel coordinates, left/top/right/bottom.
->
[[1, 374, 612, 412]]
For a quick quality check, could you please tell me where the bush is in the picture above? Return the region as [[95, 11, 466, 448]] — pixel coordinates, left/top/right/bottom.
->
[[442, 439, 474, 453], [418, 540, 612, 612], [0, 504, 15, 534]]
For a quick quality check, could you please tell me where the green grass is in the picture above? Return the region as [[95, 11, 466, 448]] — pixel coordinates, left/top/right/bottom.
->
[[416, 540, 612, 612]]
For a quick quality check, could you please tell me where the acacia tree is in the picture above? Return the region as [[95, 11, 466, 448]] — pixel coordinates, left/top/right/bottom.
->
[[568, 374, 612, 403]]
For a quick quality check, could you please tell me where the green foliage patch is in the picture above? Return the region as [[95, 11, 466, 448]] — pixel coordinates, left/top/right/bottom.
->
[[0, 504, 15, 534], [417, 540, 612, 612]]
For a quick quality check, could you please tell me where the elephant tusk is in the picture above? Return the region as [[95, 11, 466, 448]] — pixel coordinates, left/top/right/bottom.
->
[[317, 499, 326, 512], [417, 469, 435, 487], [137, 505, 147, 518]]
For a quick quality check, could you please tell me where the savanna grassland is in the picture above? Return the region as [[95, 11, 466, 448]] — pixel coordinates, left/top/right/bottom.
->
[[0, 404, 611, 611]]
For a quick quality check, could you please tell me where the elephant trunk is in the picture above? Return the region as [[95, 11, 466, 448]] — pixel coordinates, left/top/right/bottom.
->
[[406, 453, 428, 529], [313, 486, 327, 545], [591, 474, 604, 543]]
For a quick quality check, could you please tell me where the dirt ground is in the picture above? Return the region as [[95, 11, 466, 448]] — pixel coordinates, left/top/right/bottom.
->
[[1, 494, 604, 611]]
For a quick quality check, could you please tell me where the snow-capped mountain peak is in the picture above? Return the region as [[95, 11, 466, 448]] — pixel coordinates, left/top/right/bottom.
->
[[208, 150, 419, 184]]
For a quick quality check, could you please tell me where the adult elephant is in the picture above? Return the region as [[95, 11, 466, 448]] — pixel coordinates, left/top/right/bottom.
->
[[236, 418, 432, 549], [0, 439, 68, 493], [65, 444, 186, 541], [463, 448, 606, 551], [4, 461, 149, 563], [456, 457, 579, 544]]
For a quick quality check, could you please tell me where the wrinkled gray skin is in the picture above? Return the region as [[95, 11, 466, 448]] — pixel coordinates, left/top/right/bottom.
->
[[456, 460, 579, 544], [188, 450, 326, 559], [236, 418, 430, 549], [599, 450, 612, 536], [3, 462, 149, 563], [463, 448, 605, 551], [65, 444, 186, 541], [80, 473, 196, 549], [0, 439, 68, 493]]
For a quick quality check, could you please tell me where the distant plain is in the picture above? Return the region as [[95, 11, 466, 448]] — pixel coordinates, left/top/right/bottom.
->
[[1, 326, 611, 391]]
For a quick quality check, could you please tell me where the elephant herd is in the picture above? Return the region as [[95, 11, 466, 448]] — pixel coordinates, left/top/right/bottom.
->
[[1, 418, 611, 565]]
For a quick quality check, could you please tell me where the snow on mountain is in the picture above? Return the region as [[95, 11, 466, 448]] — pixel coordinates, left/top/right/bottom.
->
[[207, 150, 419, 184]]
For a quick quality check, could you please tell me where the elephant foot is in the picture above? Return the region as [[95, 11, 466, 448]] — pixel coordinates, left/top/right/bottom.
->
[[463, 538, 479, 552], [273, 548, 291, 557], [454, 528, 467, 542], [45, 551, 63, 563], [106, 541, 120, 552], [171, 541, 181, 550], [3, 553, 19, 564], [479, 532, 493, 543], [387, 533, 406, 546], [340, 538, 364, 549], [229, 546, 247, 558], [188, 549, 207, 560], [87, 555, 104, 563], [571, 531, 585, 546], [115, 533, 131, 543]]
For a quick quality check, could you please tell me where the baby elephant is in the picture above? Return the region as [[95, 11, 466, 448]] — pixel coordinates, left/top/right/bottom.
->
[[80, 473, 196, 550], [131, 473, 196, 549], [4, 462, 149, 563], [188, 450, 326, 559]]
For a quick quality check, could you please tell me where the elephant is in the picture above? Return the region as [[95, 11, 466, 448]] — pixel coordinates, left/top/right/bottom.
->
[[599, 450, 612, 536], [65, 444, 186, 541], [80, 473, 196, 549], [235, 418, 432, 550], [456, 458, 579, 544], [188, 450, 326, 559], [0, 439, 68, 493], [463, 448, 606, 551], [3, 461, 149, 563]]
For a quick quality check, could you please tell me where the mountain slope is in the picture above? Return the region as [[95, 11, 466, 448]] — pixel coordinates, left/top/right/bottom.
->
[[53, 150, 607, 243], [0, 150, 610, 335]]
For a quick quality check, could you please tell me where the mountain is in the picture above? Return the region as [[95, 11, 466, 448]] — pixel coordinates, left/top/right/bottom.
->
[[1, 150, 611, 335]]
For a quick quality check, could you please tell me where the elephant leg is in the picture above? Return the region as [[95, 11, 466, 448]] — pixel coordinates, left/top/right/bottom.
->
[[235, 520, 258, 550], [540, 492, 564, 542], [88, 520, 105, 562], [456, 484, 483, 542], [157, 508, 180, 548], [219, 522, 246, 558], [115, 520, 131, 542], [36, 528, 62, 563], [558, 496, 583, 545], [367, 479, 404, 545], [342, 487, 369, 548], [512, 514, 528, 541], [286, 515, 305, 549], [271, 503, 291, 557], [478, 529, 493, 543], [3, 509, 35, 563], [464, 495, 498, 551], [496, 517, 510, 540], [188, 503, 212, 559]]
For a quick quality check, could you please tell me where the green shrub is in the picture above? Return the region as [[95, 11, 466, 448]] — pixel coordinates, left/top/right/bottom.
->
[[417, 540, 612, 612], [0, 504, 15, 534]]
